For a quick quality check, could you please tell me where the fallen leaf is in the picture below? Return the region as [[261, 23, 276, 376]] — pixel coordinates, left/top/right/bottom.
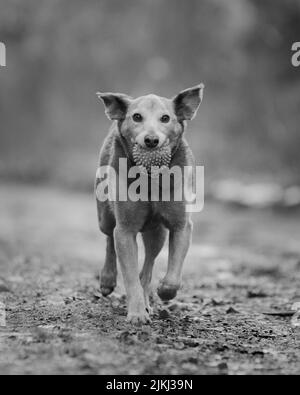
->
[[263, 311, 295, 317], [247, 290, 268, 298], [226, 307, 239, 314], [158, 309, 170, 320]]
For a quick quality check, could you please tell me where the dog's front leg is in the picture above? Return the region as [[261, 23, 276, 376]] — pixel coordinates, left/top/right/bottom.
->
[[114, 227, 150, 324], [158, 220, 193, 301]]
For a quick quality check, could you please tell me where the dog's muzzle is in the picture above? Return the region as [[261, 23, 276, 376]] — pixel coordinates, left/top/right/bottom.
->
[[132, 143, 172, 175]]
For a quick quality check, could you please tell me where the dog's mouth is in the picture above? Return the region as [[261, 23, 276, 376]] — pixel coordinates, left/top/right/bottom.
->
[[132, 143, 172, 174]]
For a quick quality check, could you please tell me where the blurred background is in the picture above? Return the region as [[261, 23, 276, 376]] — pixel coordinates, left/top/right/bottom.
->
[[1, 1, 300, 375], [0, 0, 300, 194]]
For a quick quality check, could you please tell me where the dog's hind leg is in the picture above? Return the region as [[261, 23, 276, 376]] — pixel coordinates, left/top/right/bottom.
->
[[158, 220, 193, 301], [140, 225, 167, 314], [100, 235, 117, 296]]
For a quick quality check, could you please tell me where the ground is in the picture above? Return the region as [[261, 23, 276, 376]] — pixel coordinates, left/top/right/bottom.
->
[[0, 183, 299, 375]]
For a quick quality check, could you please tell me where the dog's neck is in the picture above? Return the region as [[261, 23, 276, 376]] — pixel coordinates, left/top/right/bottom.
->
[[116, 121, 135, 166]]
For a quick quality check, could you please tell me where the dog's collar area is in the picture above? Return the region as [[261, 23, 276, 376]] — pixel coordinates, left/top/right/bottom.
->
[[116, 124, 136, 165]]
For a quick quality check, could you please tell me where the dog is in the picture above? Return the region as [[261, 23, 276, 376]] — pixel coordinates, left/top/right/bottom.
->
[[95, 84, 204, 324]]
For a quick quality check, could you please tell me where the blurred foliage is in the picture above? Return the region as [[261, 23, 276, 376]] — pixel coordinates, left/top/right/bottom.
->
[[0, 0, 300, 189]]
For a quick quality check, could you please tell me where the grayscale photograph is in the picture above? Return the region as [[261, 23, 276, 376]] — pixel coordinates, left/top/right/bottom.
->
[[0, 0, 300, 379]]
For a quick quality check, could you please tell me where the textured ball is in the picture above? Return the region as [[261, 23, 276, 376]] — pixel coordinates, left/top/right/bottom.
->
[[132, 143, 172, 176]]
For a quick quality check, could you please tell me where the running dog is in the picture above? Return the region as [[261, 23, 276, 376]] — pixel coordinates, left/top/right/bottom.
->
[[96, 84, 204, 324]]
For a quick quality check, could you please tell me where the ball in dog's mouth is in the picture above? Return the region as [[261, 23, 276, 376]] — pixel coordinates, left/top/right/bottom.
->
[[132, 143, 172, 175]]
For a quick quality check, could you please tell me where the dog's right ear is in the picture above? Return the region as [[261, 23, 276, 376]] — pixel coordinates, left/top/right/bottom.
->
[[96, 92, 132, 121]]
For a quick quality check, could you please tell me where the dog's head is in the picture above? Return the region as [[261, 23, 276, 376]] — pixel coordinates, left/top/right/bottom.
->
[[97, 85, 204, 167]]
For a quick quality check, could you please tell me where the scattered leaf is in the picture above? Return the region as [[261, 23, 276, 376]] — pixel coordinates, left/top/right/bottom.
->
[[226, 307, 239, 314], [263, 311, 295, 317], [158, 309, 170, 320], [247, 290, 268, 298]]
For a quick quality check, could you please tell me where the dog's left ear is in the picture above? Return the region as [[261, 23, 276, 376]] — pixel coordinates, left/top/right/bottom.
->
[[96, 92, 132, 121], [173, 84, 204, 121]]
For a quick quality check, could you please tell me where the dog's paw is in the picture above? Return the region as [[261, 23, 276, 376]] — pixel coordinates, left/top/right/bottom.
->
[[157, 282, 179, 301], [126, 311, 151, 325], [100, 275, 116, 297], [100, 285, 115, 297]]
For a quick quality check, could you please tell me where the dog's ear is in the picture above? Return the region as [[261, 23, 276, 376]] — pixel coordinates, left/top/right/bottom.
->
[[96, 92, 132, 121], [173, 84, 204, 121]]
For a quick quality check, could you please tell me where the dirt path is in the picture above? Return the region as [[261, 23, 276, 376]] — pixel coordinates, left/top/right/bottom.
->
[[0, 184, 299, 375]]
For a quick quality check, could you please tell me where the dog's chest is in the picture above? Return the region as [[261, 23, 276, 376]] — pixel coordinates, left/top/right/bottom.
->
[[140, 204, 166, 232], [139, 200, 187, 232]]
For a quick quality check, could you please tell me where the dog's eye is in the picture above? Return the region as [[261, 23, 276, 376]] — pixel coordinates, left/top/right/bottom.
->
[[160, 115, 170, 123], [133, 113, 143, 122]]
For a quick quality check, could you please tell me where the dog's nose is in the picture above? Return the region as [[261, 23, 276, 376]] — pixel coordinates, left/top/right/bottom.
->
[[144, 135, 159, 148]]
